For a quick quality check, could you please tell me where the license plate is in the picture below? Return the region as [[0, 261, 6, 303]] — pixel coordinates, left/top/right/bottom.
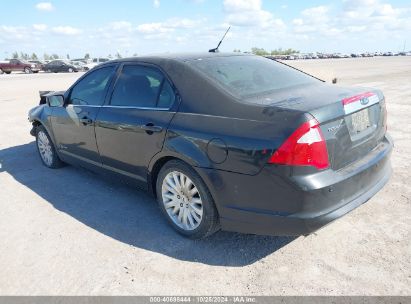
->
[[351, 109, 370, 133]]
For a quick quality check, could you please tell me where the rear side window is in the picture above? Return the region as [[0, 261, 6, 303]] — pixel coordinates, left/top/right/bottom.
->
[[110, 65, 175, 108], [70, 66, 115, 106], [189, 55, 318, 99]]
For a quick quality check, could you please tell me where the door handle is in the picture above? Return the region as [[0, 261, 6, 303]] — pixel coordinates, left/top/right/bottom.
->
[[79, 117, 93, 126], [141, 123, 163, 134]]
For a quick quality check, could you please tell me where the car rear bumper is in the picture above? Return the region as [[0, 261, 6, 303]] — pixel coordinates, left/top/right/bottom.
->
[[198, 135, 393, 236]]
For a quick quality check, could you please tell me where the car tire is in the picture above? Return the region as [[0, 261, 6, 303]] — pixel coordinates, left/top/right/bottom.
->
[[68, 68, 73, 73], [5, 71, 11, 74], [156, 160, 220, 239], [0, 68, 3, 75], [24, 67, 32, 74], [33, 71, 39, 74], [35, 125, 64, 169]]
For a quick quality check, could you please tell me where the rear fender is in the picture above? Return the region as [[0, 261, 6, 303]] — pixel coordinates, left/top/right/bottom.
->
[[149, 130, 212, 172]]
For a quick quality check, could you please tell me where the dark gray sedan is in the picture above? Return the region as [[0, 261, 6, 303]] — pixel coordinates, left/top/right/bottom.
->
[[44, 60, 79, 73], [28, 53, 392, 238]]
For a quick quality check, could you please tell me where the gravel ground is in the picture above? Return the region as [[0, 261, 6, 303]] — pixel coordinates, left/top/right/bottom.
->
[[0, 57, 410, 295]]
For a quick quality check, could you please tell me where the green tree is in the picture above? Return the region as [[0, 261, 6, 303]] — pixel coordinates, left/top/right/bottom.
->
[[20, 52, 29, 60], [12, 51, 19, 59], [270, 48, 300, 56], [51, 54, 59, 59], [43, 53, 51, 60], [84, 53, 90, 59], [66, 54, 70, 59], [251, 47, 269, 56], [31, 53, 38, 60], [115, 52, 122, 59]]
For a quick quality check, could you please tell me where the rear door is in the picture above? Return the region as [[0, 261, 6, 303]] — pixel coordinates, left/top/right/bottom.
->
[[50, 65, 117, 166], [95, 63, 178, 183], [9, 59, 20, 72]]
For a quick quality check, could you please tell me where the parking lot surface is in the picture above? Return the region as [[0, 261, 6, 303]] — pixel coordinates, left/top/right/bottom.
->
[[0, 57, 410, 295]]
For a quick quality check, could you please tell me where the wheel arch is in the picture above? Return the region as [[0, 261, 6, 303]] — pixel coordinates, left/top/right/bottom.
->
[[29, 108, 57, 146], [147, 153, 223, 217]]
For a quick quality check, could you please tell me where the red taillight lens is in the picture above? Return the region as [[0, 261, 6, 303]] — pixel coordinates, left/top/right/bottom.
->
[[382, 103, 388, 132], [268, 119, 329, 170]]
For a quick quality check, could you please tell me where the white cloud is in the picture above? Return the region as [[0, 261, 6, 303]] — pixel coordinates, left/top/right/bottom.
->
[[224, 0, 262, 12], [167, 18, 206, 29], [33, 24, 47, 31], [109, 21, 133, 31], [136, 18, 205, 34], [290, 0, 411, 47], [302, 5, 328, 16], [1, 0, 411, 57], [223, 0, 285, 29], [52, 26, 82, 35], [292, 19, 303, 26], [35, 2, 54, 11], [153, 0, 160, 8], [137, 23, 173, 34]]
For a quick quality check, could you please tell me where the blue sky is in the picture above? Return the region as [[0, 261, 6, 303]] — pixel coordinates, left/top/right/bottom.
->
[[1, 0, 410, 59]]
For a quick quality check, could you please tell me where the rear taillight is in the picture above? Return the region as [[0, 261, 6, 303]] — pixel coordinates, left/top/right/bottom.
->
[[268, 119, 329, 170], [382, 103, 388, 132]]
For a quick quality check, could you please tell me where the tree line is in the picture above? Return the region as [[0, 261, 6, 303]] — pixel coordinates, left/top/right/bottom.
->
[[7, 48, 298, 61], [7, 51, 135, 61], [236, 48, 300, 56]]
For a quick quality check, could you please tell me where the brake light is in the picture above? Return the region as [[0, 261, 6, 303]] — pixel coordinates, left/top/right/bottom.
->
[[268, 119, 329, 170], [382, 103, 388, 132]]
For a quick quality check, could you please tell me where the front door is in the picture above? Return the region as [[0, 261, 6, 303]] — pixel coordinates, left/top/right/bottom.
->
[[95, 63, 178, 183], [51, 65, 117, 166]]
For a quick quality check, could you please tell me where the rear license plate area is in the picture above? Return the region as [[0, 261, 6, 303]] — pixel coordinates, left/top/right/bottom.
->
[[351, 108, 370, 134]]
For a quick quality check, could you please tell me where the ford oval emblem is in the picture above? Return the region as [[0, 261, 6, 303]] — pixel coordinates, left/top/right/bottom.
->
[[360, 97, 369, 105]]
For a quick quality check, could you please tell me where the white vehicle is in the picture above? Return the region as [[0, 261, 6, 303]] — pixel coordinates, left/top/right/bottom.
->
[[85, 58, 110, 70]]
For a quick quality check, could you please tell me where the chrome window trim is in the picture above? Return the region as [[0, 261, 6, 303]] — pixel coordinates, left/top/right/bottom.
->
[[68, 104, 171, 111]]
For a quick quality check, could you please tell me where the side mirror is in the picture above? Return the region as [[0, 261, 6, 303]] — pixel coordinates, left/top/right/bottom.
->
[[47, 95, 65, 107]]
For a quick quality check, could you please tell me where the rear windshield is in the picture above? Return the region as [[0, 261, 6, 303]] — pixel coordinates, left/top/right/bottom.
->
[[189, 55, 318, 98]]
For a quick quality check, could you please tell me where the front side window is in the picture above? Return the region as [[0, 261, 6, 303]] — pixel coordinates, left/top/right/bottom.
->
[[70, 66, 115, 106], [110, 65, 175, 108]]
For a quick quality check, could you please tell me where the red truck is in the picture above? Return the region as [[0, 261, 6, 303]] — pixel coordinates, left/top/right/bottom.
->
[[0, 59, 41, 74]]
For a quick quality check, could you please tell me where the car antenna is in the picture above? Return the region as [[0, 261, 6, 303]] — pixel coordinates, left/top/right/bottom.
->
[[209, 26, 231, 53]]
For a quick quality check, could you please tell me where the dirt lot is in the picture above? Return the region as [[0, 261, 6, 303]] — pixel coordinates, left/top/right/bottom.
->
[[0, 57, 410, 295]]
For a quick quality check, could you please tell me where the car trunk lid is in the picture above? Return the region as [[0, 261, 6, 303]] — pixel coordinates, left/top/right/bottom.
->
[[247, 83, 387, 170]]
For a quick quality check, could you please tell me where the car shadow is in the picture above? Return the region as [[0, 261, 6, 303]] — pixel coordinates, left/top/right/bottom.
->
[[0, 142, 296, 267]]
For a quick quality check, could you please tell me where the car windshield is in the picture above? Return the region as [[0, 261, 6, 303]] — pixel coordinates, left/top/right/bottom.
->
[[189, 55, 319, 98]]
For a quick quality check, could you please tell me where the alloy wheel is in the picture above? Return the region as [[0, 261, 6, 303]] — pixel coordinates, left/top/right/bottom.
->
[[161, 171, 203, 231], [37, 131, 53, 166]]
